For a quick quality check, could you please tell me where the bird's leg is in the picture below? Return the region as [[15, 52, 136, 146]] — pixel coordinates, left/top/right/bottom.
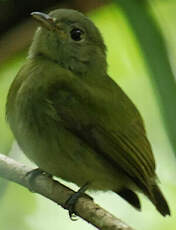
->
[[25, 168, 52, 191], [64, 182, 92, 220]]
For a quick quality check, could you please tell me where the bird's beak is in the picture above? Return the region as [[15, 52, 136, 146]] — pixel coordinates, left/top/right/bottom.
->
[[31, 12, 56, 31]]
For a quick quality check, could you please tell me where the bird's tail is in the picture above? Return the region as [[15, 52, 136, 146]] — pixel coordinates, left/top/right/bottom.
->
[[150, 184, 170, 216]]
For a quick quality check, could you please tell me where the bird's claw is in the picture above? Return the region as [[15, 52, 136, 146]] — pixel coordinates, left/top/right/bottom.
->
[[25, 168, 52, 192], [64, 182, 90, 221]]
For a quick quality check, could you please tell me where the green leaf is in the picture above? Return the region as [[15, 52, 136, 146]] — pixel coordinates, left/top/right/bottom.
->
[[113, 0, 176, 156]]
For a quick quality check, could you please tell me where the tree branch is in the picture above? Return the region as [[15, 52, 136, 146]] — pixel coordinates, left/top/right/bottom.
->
[[0, 153, 134, 230]]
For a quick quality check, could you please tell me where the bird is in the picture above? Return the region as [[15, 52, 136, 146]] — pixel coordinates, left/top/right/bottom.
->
[[6, 8, 170, 217]]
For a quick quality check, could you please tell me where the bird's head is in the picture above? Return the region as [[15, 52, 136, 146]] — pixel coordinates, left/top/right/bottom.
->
[[29, 9, 107, 75]]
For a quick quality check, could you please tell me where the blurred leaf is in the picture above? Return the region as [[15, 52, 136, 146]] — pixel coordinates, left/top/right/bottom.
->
[[113, 0, 176, 156], [0, 182, 36, 230], [0, 51, 26, 154]]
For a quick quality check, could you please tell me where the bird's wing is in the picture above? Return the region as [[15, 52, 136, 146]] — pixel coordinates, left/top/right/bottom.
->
[[47, 71, 156, 196]]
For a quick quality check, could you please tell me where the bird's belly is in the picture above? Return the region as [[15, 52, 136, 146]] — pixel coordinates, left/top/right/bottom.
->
[[15, 120, 127, 191]]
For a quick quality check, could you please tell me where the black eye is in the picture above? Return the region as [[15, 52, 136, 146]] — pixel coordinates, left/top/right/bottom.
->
[[70, 28, 84, 41]]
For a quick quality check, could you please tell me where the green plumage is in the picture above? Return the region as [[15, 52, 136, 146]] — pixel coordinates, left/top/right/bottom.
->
[[6, 9, 170, 216]]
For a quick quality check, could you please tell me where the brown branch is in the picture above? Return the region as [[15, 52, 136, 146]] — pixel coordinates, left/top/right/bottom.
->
[[0, 153, 134, 230]]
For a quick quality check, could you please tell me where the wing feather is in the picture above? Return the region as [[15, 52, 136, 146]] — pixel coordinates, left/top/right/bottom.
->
[[47, 72, 156, 196]]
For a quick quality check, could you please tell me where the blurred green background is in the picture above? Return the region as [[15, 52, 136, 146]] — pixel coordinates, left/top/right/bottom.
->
[[0, 1, 176, 230]]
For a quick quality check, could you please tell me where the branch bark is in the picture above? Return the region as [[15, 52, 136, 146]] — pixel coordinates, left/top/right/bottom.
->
[[0, 153, 134, 230]]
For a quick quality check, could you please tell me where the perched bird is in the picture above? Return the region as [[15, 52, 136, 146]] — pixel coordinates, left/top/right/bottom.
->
[[6, 9, 170, 216]]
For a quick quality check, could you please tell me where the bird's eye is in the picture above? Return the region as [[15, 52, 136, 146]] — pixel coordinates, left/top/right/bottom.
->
[[70, 28, 84, 41]]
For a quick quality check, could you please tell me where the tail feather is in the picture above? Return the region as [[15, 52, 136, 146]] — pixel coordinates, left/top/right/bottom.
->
[[151, 184, 170, 216], [116, 188, 141, 210], [115, 184, 170, 216]]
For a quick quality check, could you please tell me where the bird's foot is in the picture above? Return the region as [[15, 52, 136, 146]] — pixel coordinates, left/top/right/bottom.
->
[[25, 168, 52, 192], [64, 182, 91, 221]]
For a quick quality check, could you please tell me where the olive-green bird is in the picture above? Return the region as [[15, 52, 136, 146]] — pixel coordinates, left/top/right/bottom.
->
[[6, 9, 170, 216]]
